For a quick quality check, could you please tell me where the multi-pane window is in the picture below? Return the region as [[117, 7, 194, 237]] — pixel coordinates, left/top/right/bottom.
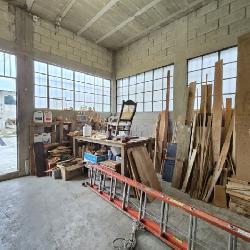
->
[[187, 47, 237, 109], [34, 61, 111, 111], [117, 65, 174, 112]]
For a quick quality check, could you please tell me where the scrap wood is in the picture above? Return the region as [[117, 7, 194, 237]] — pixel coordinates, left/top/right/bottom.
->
[[203, 115, 234, 202], [181, 148, 197, 192], [128, 146, 161, 192], [212, 60, 223, 164], [171, 159, 184, 189], [222, 98, 232, 144], [153, 113, 161, 172], [186, 82, 196, 124]]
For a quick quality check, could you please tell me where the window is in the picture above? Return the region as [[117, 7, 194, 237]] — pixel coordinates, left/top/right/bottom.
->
[[187, 47, 237, 109], [34, 61, 111, 111], [117, 64, 174, 112], [4, 95, 16, 105]]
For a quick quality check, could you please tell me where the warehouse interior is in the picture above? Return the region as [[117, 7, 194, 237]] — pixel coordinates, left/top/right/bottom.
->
[[0, 0, 250, 249]]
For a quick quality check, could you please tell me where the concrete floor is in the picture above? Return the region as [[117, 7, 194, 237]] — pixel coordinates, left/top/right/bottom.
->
[[0, 176, 249, 250]]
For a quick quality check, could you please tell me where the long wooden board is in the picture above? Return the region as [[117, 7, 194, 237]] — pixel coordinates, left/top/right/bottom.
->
[[235, 33, 250, 182], [203, 116, 234, 202], [186, 82, 196, 123], [212, 60, 223, 163]]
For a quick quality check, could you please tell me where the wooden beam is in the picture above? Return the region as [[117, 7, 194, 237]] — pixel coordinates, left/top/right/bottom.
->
[[115, 0, 209, 49], [212, 60, 223, 164], [26, 0, 35, 12], [77, 0, 120, 35], [60, 0, 76, 19], [96, 0, 163, 43]]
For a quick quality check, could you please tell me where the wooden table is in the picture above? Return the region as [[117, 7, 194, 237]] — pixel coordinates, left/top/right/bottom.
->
[[73, 136, 153, 176]]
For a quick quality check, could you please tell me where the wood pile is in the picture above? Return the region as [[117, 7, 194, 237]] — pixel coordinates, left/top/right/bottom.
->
[[226, 178, 250, 217], [175, 60, 236, 203]]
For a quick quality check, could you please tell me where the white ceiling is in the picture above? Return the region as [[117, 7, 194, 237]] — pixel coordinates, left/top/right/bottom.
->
[[6, 0, 210, 50]]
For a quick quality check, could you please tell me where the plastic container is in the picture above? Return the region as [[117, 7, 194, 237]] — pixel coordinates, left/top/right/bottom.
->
[[44, 111, 52, 123], [83, 124, 92, 137]]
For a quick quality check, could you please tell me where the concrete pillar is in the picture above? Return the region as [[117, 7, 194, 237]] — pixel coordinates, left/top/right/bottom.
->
[[15, 8, 34, 175], [111, 51, 117, 114]]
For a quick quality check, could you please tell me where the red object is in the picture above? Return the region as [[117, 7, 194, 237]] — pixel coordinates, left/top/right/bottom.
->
[[87, 164, 250, 249]]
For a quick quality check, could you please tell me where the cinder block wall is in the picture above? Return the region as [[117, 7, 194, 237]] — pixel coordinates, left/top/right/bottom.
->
[[0, 0, 113, 178], [115, 0, 250, 133]]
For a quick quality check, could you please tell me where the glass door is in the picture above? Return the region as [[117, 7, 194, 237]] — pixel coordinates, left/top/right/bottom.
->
[[0, 51, 17, 175]]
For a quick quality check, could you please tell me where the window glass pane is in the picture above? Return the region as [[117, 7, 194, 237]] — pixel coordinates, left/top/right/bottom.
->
[[95, 77, 103, 86], [154, 68, 163, 79], [145, 71, 153, 81], [95, 103, 102, 112], [49, 76, 61, 88], [117, 96, 122, 105], [49, 65, 61, 77], [145, 81, 152, 92], [10, 55, 16, 77], [154, 90, 162, 101], [130, 76, 136, 85], [223, 62, 237, 78], [202, 67, 215, 83], [117, 79, 122, 88], [223, 78, 236, 94], [50, 88, 62, 99], [144, 102, 152, 112], [137, 102, 143, 112], [188, 57, 202, 71], [95, 85, 103, 95], [144, 91, 152, 102], [136, 93, 143, 102], [164, 65, 174, 77], [35, 61, 47, 74], [123, 78, 128, 86], [75, 82, 84, 92], [153, 101, 162, 111], [123, 86, 128, 96], [35, 73, 47, 86], [63, 100, 73, 109], [188, 70, 201, 84], [104, 96, 110, 104], [129, 84, 136, 95], [35, 97, 47, 108], [75, 102, 85, 110], [104, 104, 110, 112], [130, 94, 136, 102], [75, 72, 84, 82], [63, 90, 73, 100], [50, 99, 62, 109], [104, 79, 110, 88], [85, 83, 94, 93], [103, 87, 110, 96], [203, 52, 218, 68], [62, 68, 73, 79], [95, 95, 103, 103], [85, 93, 94, 103], [221, 47, 237, 63], [137, 73, 144, 83], [75, 92, 84, 102], [85, 74, 94, 84], [35, 85, 47, 97], [63, 79, 73, 90], [154, 79, 162, 90], [137, 82, 144, 93], [0, 77, 16, 91]]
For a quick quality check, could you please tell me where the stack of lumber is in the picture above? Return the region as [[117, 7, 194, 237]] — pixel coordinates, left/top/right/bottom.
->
[[176, 60, 235, 203], [226, 178, 250, 217], [127, 145, 161, 200], [48, 146, 71, 158]]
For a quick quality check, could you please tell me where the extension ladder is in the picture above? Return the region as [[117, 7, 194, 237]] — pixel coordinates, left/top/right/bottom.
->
[[85, 163, 250, 250]]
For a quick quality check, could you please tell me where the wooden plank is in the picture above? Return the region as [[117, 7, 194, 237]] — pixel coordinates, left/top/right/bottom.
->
[[212, 60, 223, 164], [203, 116, 234, 202], [227, 191, 250, 202], [128, 146, 161, 192], [171, 159, 184, 189], [235, 32, 250, 182], [213, 185, 227, 208], [228, 177, 250, 185], [207, 84, 213, 114], [186, 82, 196, 123], [181, 148, 197, 192], [223, 98, 232, 142], [188, 113, 197, 160]]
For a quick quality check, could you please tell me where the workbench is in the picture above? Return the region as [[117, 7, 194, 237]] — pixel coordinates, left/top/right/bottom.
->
[[73, 136, 153, 176]]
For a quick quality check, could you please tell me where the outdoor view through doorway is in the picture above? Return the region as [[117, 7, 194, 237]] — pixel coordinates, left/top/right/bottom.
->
[[0, 51, 17, 175]]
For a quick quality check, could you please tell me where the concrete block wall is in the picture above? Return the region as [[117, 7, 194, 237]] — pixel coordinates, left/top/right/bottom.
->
[[115, 0, 250, 132], [33, 20, 112, 76]]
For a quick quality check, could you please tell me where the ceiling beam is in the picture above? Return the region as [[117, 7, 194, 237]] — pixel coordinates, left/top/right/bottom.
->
[[26, 0, 35, 12], [96, 0, 162, 44], [77, 0, 120, 36], [57, 0, 76, 19], [115, 0, 210, 49]]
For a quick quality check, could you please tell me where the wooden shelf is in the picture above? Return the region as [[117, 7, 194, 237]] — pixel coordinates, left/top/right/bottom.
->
[[31, 121, 61, 127]]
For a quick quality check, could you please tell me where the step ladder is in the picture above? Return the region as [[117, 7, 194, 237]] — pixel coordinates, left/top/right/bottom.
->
[[85, 163, 250, 250]]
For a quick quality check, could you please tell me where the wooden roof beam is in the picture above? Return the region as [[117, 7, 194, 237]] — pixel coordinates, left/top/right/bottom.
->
[[77, 0, 120, 36], [26, 0, 35, 12]]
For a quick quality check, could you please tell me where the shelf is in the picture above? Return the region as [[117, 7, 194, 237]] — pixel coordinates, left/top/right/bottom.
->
[[43, 142, 59, 149], [31, 121, 61, 127]]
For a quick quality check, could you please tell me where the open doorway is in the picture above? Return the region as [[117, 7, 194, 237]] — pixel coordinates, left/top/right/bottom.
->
[[0, 51, 17, 176]]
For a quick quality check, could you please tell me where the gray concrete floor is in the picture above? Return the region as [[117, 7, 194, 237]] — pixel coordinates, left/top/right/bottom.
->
[[0, 176, 249, 250]]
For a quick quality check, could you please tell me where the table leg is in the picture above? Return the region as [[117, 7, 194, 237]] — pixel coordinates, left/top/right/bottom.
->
[[121, 146, 128, 176], [73, 137, 79, 157]]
